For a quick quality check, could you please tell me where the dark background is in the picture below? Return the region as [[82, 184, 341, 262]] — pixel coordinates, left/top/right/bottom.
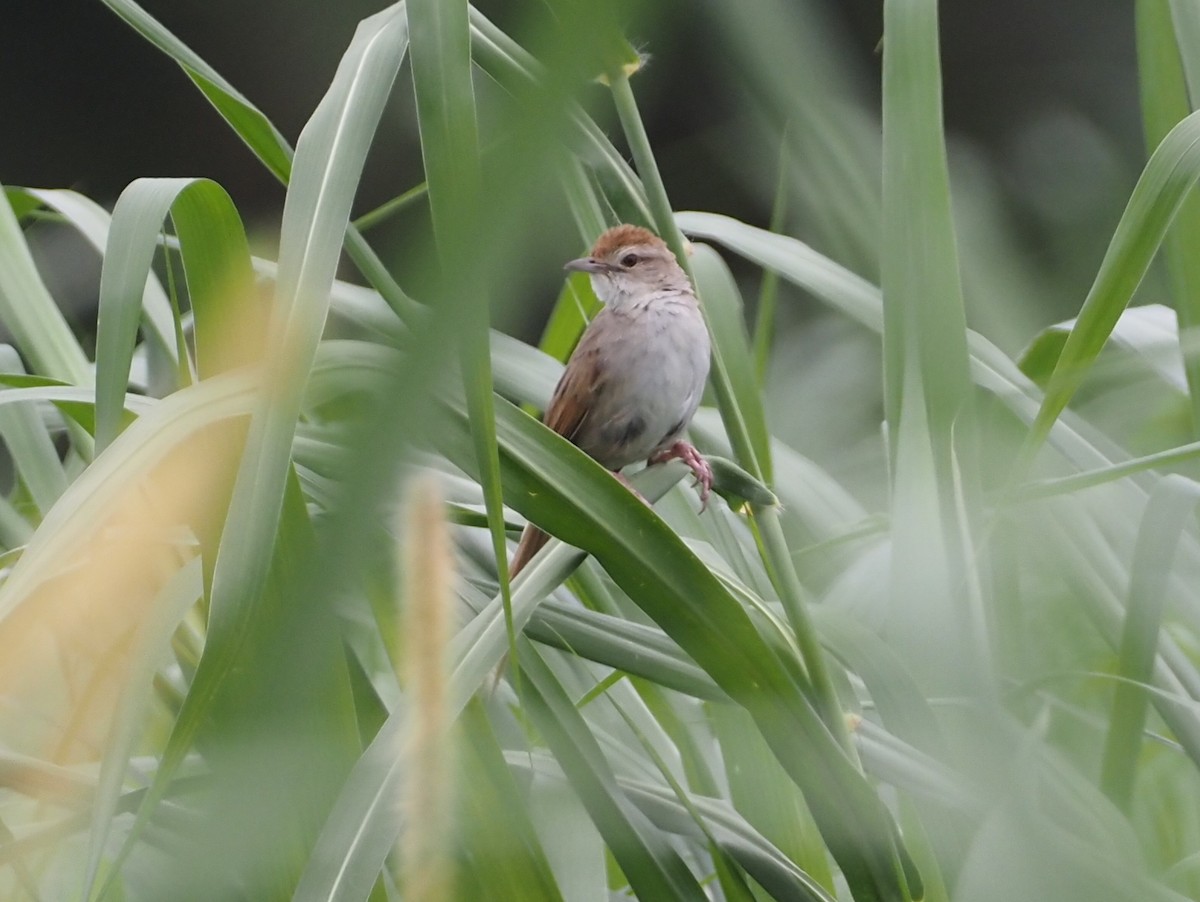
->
[[3, 0, 1143, 338]]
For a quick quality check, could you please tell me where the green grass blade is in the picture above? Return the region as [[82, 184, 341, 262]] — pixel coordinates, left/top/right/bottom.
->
[[537, 272, 601, 364], [167, 183, 256, 378], [518, 642, 709, 901], [881, 0, 984, 692], [466, 8, 652, 223], [881, 0, 973, 453], [674, 212, 1156, 497], [207, 0, 406, 653], [20, 188, 178, 368], [95, 178, 252, 451], [105, 7, 410, 883], [80, 558, 203, 899], [1100, 475, 1200, 810], [1137, 0, 1200, 433], [100, 0, 294, 181], [458, 703, 566, 901], [0, 346, 68, 515], [712, 705, 837, 898], [408, 0, 517, 689], [1168, 0, 1200, 100], [0, 188, 91, 385], [691, 244, 773, 484], [1020, 109, 1200, 465], [0, 372, 253, 623]]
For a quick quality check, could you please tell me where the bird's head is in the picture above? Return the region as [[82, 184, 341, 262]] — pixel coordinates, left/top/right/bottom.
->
[[564, 224, 691, 308]]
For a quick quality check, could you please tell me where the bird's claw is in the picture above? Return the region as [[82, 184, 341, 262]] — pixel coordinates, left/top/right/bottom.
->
[[649, 441, 713, 512]]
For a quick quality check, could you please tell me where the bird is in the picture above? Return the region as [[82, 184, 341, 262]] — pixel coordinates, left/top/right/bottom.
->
[[509, 224, 713, 578]]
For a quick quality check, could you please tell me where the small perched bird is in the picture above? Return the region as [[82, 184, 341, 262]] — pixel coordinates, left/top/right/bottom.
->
[[510, 224, 713, 577]]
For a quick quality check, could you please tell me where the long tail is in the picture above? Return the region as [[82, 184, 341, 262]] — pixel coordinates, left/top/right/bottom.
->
[[492, 522, 549, 693], [509, 523, 550, 579]]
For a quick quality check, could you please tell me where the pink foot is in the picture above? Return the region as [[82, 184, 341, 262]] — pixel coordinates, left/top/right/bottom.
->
[[648, 441, 713, 511]]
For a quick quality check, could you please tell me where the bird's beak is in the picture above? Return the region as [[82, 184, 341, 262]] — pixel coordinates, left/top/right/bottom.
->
[[564, 256, 610, 274]]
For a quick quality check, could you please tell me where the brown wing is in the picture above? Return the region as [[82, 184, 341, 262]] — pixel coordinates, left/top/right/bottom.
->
[[510, 317, 609, 578], [542, 312, 612, 442]]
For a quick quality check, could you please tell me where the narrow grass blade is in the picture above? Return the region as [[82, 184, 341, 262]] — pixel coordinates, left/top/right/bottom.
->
[[96, 178, 252, 450], [691, 244, 773, 483], [80, 558, 203, 898], [1168, 0, 1200, 101], [880, 0, 973, 453], [408, 0, 517, 688], [0, 188, 91, 384], [711, 705, 837, 899], [880, 0, 983, 691], [100, 0, 293, 181], [20, 188, 177, 367], [108, 6, 410, 883], [0, 346, 68, 515], [0, 372, 251, 622], [458, 703, 565, 901], [517, 641, 709, 901], [466, 8, 652, 223], [1021, 109, 1200, 464], [1138, 0, 1200, 432], [1100, 474, 1200, 810]]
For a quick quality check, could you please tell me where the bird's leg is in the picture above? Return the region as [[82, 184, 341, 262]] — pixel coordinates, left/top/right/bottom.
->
[[648, 441, 713, 511]]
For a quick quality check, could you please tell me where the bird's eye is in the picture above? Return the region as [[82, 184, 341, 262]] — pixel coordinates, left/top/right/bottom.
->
[[620, 253, 639, 267]]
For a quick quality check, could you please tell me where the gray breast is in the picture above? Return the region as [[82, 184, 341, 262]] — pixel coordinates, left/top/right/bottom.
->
[[574, 296, 710, 469]]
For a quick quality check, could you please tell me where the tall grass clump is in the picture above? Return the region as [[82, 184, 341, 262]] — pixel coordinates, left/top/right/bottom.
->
[[2, 0, 1200, 899]]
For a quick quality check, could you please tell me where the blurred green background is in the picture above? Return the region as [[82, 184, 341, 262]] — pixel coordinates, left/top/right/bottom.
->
[[4, 1, 1200, 899], [5, 0, 1141, 330], [3, 0, 1150, 506]]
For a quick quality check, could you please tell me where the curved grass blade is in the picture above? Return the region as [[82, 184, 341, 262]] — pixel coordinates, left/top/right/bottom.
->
[[106, 7, 410, 887], [0, 372, 251, 623], [20, 188, 178, 368], [96, 177, 253, 451], [881, 0, 985, 691], [673, 212, 1157, 488], [1138, 0, 1200, 431], [691, 244, 773, 484], [466, 8, 652, 224], [102, 0, 423, 326], [0, 187, 91, 385], [0, 345, 68, 515], [1020, 109, 1200, 466], [100, 0, 294, 181], [1100, 474, 1200, 810], [408, 0, 517, 693], [608, 78, 857, 806], [518, 641, 709, 901]]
